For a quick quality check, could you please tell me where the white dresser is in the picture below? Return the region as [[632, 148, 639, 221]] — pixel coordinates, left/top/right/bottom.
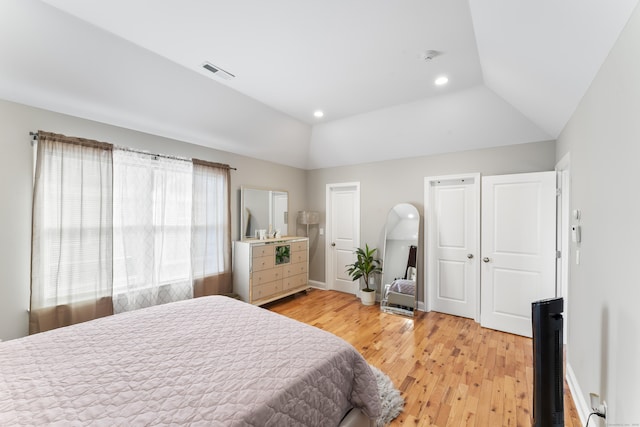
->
[[233, 237, 309, 305]]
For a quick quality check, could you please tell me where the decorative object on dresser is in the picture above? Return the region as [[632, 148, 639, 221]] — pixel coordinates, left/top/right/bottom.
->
[[233, 237, 309, 305]]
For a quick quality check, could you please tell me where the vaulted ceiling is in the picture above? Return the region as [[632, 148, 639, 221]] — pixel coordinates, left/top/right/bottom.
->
[[1, 0, 638, 169]]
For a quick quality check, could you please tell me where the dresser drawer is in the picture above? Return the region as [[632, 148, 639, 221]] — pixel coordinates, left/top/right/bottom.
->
[[283, 273, 307, 291], [252, 255, 275, 272], [289, 250, 307, 264], [290, 241, 307, 253], [252, 266, 283, 285], [252, 245, 275, 258], [284, 261, 307, 277], [252, 280, 283, 300]]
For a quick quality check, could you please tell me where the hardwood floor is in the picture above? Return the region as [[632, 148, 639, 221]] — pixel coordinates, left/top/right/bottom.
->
[[267, 289, 582, 427]]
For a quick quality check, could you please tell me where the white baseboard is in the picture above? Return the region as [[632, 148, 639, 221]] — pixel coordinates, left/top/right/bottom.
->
[[310, 286, 422, 312], [309, 280, 326, 290], [566, 362, 589, 426]]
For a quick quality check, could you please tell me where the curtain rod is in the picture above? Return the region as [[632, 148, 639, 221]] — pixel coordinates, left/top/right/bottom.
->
[[29, 131, 236, 170]]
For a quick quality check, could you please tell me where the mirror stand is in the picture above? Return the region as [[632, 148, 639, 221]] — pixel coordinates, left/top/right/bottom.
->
[[380, 203, 420, 317]]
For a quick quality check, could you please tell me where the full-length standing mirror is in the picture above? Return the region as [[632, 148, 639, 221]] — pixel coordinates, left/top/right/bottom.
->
[[241, 186, 288, 239], [380, 203, 419, 317]]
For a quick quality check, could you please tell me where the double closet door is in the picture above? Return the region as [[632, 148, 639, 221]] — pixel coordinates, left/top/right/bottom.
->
[[425, 171, 556, 337]]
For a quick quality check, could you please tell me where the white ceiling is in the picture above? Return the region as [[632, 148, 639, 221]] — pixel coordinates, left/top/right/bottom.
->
[[1, 0, 638, 169]]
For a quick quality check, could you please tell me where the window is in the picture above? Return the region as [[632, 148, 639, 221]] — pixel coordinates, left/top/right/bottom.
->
[[32, 136, 113, 309], [30, 131, 232, 332], [112, 150, 194, 312]]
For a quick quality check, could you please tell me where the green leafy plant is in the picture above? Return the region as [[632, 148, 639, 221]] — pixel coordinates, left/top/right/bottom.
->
[[345, 244, 383, 292], [275, 245, 290, 265]]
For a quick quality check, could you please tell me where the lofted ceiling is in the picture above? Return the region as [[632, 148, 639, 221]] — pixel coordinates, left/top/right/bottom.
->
[[0, 0, 638, 169]]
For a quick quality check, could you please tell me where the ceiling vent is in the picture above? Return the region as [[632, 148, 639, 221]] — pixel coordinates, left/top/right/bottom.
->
[[202, 62, 235, 80]]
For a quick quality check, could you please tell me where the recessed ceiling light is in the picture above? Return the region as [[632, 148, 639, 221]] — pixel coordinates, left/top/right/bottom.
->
[[314, 110, 324, 118], [435, 76, 449, 86]]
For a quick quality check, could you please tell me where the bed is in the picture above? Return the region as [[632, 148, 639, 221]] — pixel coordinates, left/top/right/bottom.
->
[[0, 296, 380, 426]]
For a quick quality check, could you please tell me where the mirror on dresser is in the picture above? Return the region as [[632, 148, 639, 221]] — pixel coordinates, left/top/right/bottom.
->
[[241, 186, 288, 239], [380, 203, 419, 317]]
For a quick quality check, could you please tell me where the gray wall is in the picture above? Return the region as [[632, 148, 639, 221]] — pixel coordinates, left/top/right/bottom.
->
[[556, 2, 640, 423], [306, 140, 557, 302], [0, 99, 307, 341]]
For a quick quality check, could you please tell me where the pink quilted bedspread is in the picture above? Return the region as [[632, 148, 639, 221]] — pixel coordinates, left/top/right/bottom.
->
[[389, 279, 415, 295], [0, 296, 380, 426]]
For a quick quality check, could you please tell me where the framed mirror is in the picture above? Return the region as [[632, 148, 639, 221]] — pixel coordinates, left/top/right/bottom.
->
[[380, 203, 419, 317], [241, 186, 288, 239]]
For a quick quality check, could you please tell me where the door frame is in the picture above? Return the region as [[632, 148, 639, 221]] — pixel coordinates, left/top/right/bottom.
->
[[555, 153, 571, 344], [425, 173, 481, 321], [325, 182, 361, 294]]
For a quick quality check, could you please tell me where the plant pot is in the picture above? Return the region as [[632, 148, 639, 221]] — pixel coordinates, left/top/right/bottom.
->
[[360, 289, 376, 306]]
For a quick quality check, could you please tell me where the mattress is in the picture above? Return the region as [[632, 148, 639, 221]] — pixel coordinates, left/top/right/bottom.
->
[[0, 296, 380, 426]]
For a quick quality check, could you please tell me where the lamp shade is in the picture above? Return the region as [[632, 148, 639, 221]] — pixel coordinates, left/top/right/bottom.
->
[[298, 211, 320, 225]]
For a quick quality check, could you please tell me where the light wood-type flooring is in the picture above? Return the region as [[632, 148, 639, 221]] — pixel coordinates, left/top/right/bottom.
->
[[267, 289, 582, 427]]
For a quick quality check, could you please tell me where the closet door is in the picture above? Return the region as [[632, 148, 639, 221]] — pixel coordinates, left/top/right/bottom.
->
[[480, 172, 556, 337], [425, 174, 480, 320]]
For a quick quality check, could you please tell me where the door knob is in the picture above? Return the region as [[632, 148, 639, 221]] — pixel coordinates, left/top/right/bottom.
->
[[331, 242, 336, 247], [483, 257, 490, 263], [467, 254, 474, 259]]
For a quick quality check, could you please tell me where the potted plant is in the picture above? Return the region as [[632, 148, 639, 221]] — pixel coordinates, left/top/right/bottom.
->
[[345, 244, 383, 306], [275, 244, 290, 265]]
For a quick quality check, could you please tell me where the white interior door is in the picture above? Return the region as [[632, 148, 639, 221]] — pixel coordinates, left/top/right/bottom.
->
[[480, 171, 556, 337], [425, 175, 480, 320], [326, 183, 360, 295]]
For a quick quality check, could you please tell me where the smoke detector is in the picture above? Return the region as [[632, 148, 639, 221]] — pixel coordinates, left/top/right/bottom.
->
[[421, 50, 440, 62], [202, 62, 235, 80]]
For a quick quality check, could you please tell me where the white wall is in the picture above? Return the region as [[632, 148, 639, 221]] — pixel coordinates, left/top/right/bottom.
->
[[556, 3, 640, 424], [0, 98, 555, 341], [308, 86, 551, 169], [306, 140, 557, 302], [0, 99, 307, 341]]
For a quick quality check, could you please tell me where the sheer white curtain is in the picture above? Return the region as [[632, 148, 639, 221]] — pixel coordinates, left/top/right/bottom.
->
[[112, 149, 194, 314], [191, 160, 232, 297], [31, 132, 233, 328], [30, 132, 114, 334]]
